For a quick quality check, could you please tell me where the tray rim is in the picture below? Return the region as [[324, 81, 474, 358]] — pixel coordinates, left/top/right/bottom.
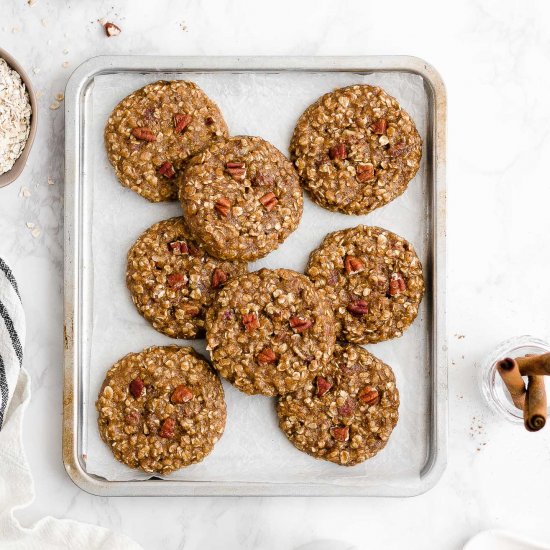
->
[[63, 54, 447, 497]]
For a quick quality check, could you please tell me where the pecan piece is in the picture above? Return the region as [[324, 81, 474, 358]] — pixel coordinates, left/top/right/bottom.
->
[[338, 397, 356, 417], [289, 316, 312, 333], [356, 163, 375, 182], [257, 347, 277, 364], [370, 118, 387, 135], [129, 378, 144, 399], [169, 240, 189, 255], [205, 116, 214, 126], [242, 312, 260, 332], [181, 304, 201, 317], [211, 268, 228, 289], [347, 299, 369, 316], [167, 273, 187, 289], [388, 143, 410, 157], [158, 161, 176, 179], [252, 172, 273, 187], [131, 127, 156, 142], [103, 22, 121, 37], [316, 376, 333, 397], [215, 197, 231, 217], [327, 270, 339, 286], [188, 243, 202, 257], [174, 113, 192, 133], [329, 143, 347, 160], [124, 411, 140, 425], [389, 273, 406, 296], [171, 384, 194, 404], [330, 426, 349, 442], [358, 386, 380, 405], [259, 192, 278, 211], [159, 417, 176, 439], [225, 162, 247, 181], [344, 255, 365, 275]]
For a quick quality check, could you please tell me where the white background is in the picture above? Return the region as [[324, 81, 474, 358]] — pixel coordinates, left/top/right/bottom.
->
[[1, 0, 550, 548]]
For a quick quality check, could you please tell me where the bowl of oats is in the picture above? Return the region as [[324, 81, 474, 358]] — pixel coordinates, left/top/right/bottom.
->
[[0, 48, 37, 188]]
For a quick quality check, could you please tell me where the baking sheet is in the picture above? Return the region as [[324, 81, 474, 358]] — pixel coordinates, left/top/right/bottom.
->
[[83, 69, 431, 486]]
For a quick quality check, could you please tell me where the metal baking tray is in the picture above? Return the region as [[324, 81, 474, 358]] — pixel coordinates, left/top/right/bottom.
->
[[63, 55, 447, 497]]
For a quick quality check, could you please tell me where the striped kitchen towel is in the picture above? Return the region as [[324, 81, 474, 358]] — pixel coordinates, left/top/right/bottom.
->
[[0, 257, 24, 430], [0, 256, 142, 550]]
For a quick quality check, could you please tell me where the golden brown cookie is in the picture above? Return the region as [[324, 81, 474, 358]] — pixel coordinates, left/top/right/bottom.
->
[[105, 80, 228, 202], [126, 217, 247, 339], [306, 225, 424, 344], [277, 343, 399, 466], [205, 268, 335, 396], [96, 346, 226, 474], [179, 136, 303, 261], [290, 84, 422, 214]]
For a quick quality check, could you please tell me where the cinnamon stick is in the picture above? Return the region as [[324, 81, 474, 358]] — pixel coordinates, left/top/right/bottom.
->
[[517, 353, 550, 376], [496, 358, 526, 410], [524, 375, 547, 432]]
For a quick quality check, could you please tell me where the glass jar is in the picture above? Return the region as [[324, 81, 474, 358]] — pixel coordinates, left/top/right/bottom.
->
[[481, 335, 550, 423]]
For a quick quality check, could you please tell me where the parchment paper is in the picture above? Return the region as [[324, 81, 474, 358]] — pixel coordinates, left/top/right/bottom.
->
[[84, 69, 430, 487]]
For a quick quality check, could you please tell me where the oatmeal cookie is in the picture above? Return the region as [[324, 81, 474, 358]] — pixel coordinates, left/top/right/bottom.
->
[[290, 84, 422, 215], [179, 136, 303, 261], [96, 346, 226, 474], [205, 268, 335, 396], [105, 80, 228, 202], [306, 225, 424, 344], [277, 343, 399, 466], [127, 217, 247, 339]]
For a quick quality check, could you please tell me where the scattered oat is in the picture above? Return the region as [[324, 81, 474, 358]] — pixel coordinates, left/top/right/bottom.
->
[[62, 61, 69, 69], [12, 27, 20, 34], [180, 21, 188, 32], [41, 18, 48, 27], [19, 186, 31, 198], [63, 48, 69, 55], [36, 90, 44, 99], [47, 176, 55, 186], [0, 58, 32, 175], [455, 334, 465, 339], [31, 227, 41, 238], [50, 101, 60, 110], [27, 0, 38, 5], [55, 92, 65, 102], [32, 67, 41, 75], [26, 222, 35, 229]]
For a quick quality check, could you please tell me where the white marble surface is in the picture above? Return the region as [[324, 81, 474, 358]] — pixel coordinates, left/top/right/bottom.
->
[[2, 0, 550, 548]]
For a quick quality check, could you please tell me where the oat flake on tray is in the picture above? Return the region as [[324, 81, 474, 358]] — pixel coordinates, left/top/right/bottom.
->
[[0, 58, 32, 175]]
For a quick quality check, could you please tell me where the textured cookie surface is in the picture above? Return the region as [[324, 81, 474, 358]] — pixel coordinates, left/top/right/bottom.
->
[[105, 80, 228, 202], [179, 136, 303, 261], [277, 343, 399, 466], [126, 217, 247, 339], [290, 84, 422, 214], [306, 225, 424, 344], [206, 268, 335, 396], [96, 346, 226, 474]]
